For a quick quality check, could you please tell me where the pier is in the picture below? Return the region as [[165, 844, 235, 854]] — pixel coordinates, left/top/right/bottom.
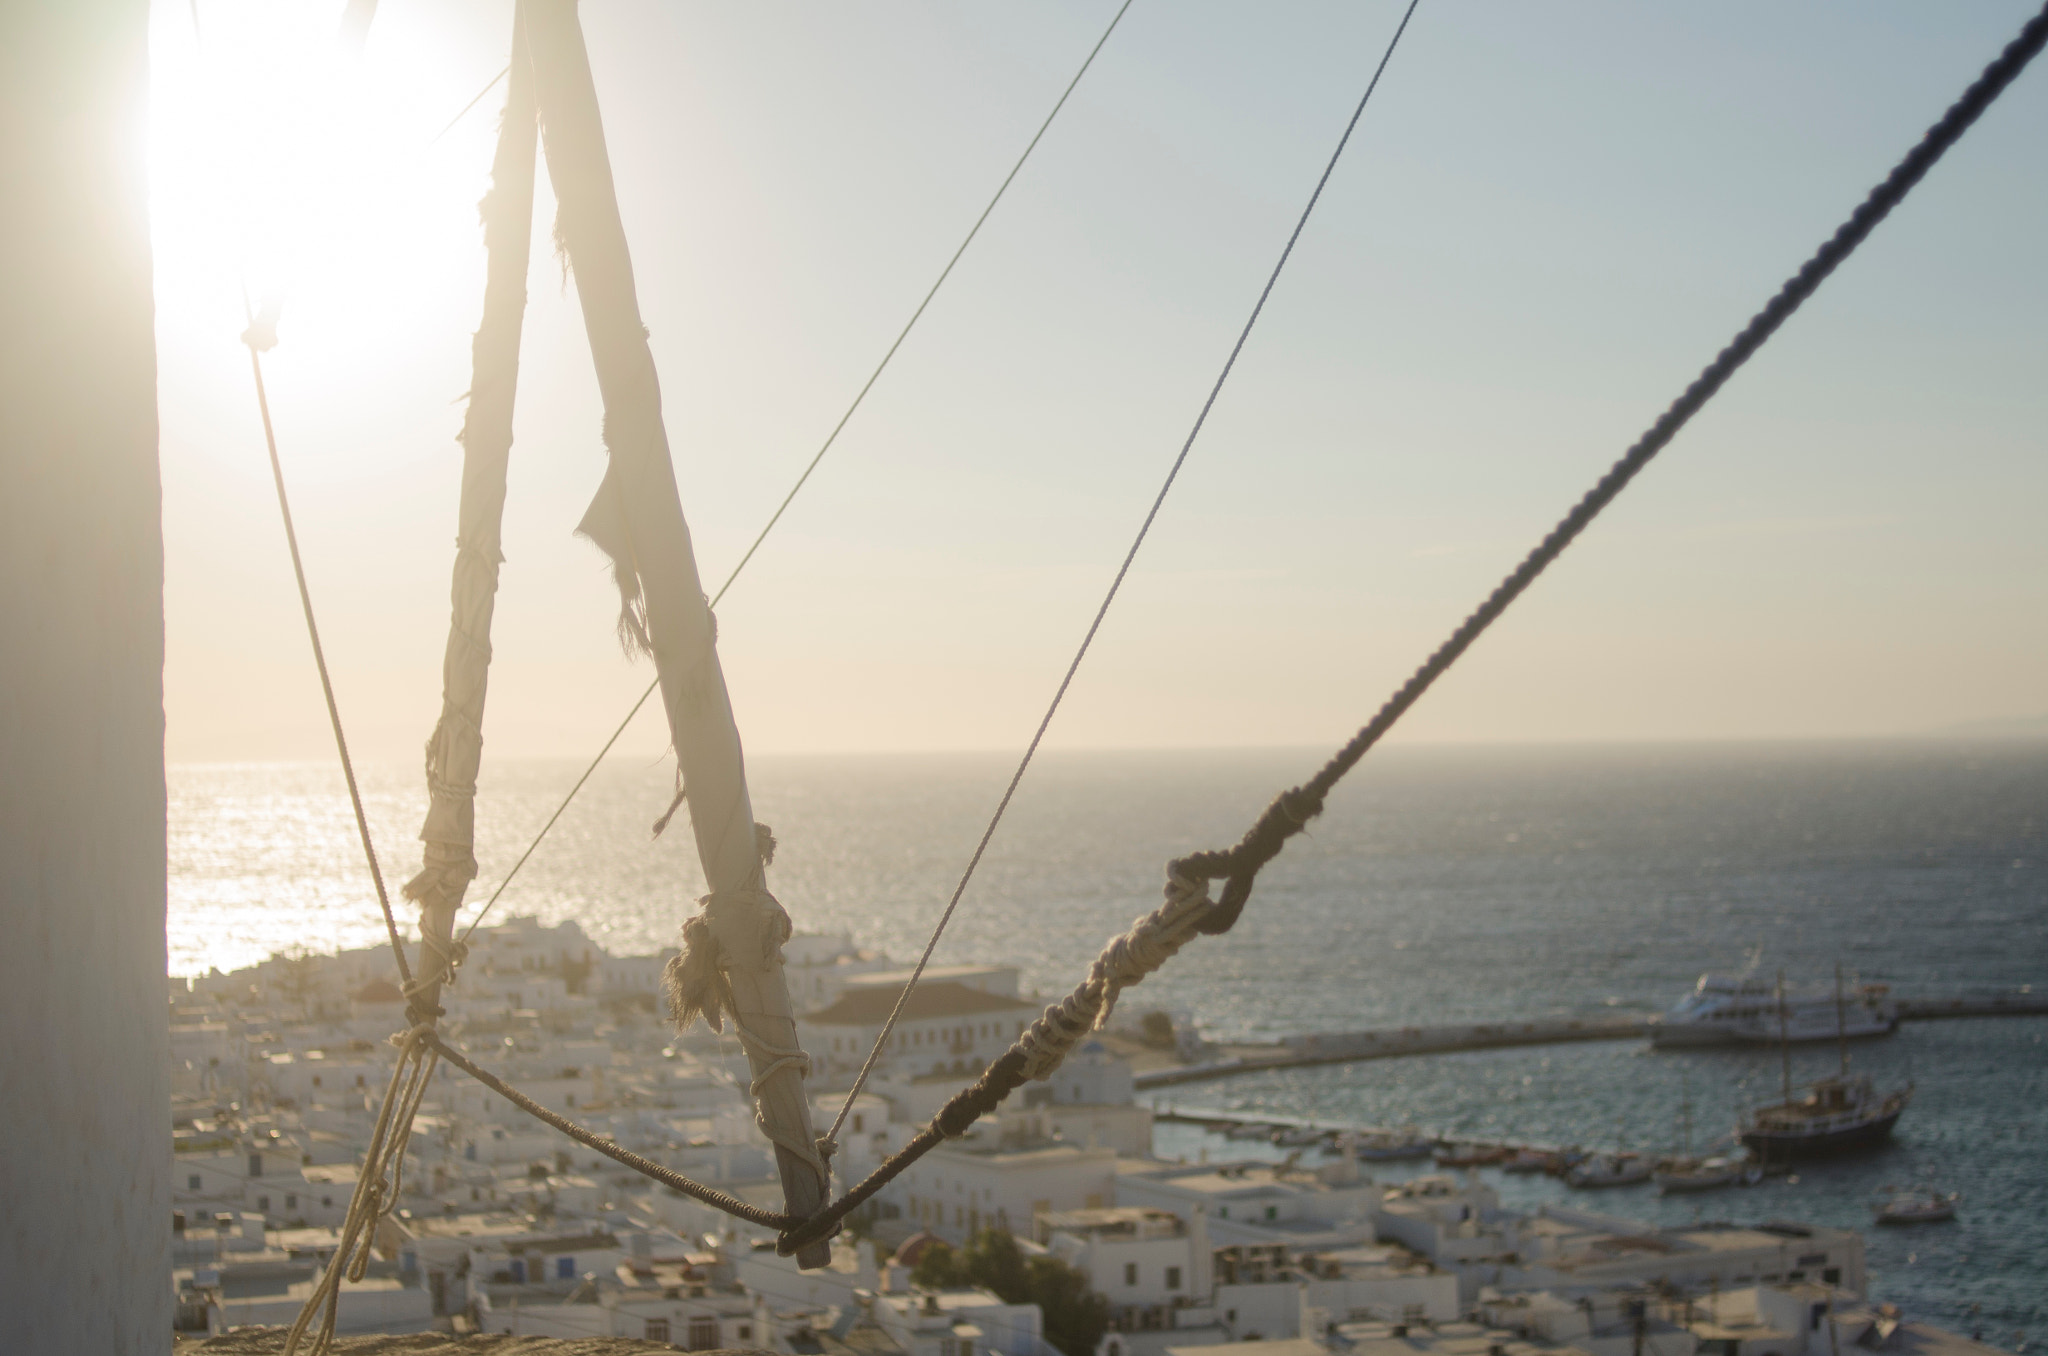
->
[[1130, 990, 2044, 1090]]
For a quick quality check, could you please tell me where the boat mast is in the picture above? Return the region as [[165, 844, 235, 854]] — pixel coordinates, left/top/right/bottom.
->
[[1777, 969, 1792, 1104], [1835, 961, 1849, 1077], [525, 0, 830, 1265]]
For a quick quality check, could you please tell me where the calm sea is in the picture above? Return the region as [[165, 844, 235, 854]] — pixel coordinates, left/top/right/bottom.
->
[[169, 740, 2048, 1338]]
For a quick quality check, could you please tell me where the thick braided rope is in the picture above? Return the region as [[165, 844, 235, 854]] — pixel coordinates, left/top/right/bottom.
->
[[776, 866, 1215, 1255], [1179, 0, 2048, 937], [1016, 866, 1216, 1078]]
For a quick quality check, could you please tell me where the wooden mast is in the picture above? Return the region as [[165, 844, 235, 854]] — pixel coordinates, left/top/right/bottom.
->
[[404, 3, 540, 1023], [524, 0, 831, 1265]]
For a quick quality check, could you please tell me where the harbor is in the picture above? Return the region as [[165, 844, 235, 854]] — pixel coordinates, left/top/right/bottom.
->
[[1128, 991, 2047, 1089]]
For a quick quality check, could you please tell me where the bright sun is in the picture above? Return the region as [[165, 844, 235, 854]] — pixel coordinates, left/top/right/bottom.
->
[[149, 0, 502, 392]]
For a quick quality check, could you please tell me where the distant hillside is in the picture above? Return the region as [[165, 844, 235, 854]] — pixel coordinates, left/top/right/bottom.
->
[[1939, 713, 2048, 738]]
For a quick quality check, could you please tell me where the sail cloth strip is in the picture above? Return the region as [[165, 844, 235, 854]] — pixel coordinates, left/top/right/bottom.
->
[[402, 5, 540, 1022], [522, 0, 833, 1267]]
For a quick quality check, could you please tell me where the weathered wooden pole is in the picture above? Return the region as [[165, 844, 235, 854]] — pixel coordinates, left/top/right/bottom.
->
[[524, 0, 831, 1265], [0, 2, 171, 1350], [404, 6, 540, 1021]]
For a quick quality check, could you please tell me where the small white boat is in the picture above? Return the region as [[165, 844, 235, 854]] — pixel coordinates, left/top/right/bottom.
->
[[1655, 1156, 1760, 1194], [1875, 1188, 1958, 1224], [1567, 1152, 1652, 1188], [1502, 1148, 1554, 1174], [1272, 1125, 1324, 1147], [1224, 1121, 1273, 1141]]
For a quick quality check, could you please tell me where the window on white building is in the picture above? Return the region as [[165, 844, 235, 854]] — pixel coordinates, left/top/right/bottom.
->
[[644, 1319, 670, 1344], [1124, 1263, 1138, 1286], [688, 1316, 719, 1350], [1166, 1267, 1182, 1290]]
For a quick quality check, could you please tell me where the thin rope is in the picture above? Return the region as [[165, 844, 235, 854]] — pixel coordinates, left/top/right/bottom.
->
[[431, 64, 511, 145], [450, 0, 1135, 946], [424, 1033, 799, 1229], [453, 678, 657, 952], [244, 326, 412, 991], [827, 0, 1426, 1146]]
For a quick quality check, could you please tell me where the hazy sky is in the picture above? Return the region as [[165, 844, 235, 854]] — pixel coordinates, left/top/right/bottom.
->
[[150, 1, 2048, 763]]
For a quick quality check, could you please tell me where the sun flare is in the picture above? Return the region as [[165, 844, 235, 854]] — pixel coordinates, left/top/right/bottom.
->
[[149, 0, 502, 394]]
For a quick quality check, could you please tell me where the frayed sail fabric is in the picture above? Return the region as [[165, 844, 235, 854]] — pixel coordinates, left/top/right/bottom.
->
[[575, 452, 653, 655]]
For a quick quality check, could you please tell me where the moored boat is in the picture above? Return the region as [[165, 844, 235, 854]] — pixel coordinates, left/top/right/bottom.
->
[[1567, 1151, 1652, 1188], [1737, 968, 1913, 1158], [1652, 967, 1896, 1048], [1435, 1143, 1510, 1168], [1655, 1156, 1759, 1194], [1874, 1187, 1958, 1224], [1355, 1128, 1435, 1161], [1271, 1124, 1325, 1147], [1739, 1074, 1912, 1158]]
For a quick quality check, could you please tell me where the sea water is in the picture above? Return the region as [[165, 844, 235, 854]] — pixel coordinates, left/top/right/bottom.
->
[[169, 740, 2048, 1338]]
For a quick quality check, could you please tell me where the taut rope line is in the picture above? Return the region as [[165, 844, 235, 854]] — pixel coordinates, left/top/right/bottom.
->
[[1167, 0, 2048, 940], [826, 0, 1427, 1149], [241, 321, 413, 998], [450, 0, 1138, 951]]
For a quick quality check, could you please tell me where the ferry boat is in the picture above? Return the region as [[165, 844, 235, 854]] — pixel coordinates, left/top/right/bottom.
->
[[1651, 970, 1897, 1048]]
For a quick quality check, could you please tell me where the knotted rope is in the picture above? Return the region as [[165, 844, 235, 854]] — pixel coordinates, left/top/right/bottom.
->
[[775, 863, 1217, 1255], [282, 1026, 439, 1356]]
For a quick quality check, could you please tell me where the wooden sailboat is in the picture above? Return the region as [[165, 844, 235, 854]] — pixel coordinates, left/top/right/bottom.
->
[[1738, 967, 1912, 1159], [1655, 1074, 1757, 1193]]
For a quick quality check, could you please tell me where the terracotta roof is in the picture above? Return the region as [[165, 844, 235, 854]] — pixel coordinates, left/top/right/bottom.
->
[[891, 1230, 946, 1267], [801, 981, 1033, 1027]]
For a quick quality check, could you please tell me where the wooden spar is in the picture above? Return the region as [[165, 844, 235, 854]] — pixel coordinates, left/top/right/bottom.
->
[[404, 5, 539, 1021], [524, 0, 832, 1265]]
